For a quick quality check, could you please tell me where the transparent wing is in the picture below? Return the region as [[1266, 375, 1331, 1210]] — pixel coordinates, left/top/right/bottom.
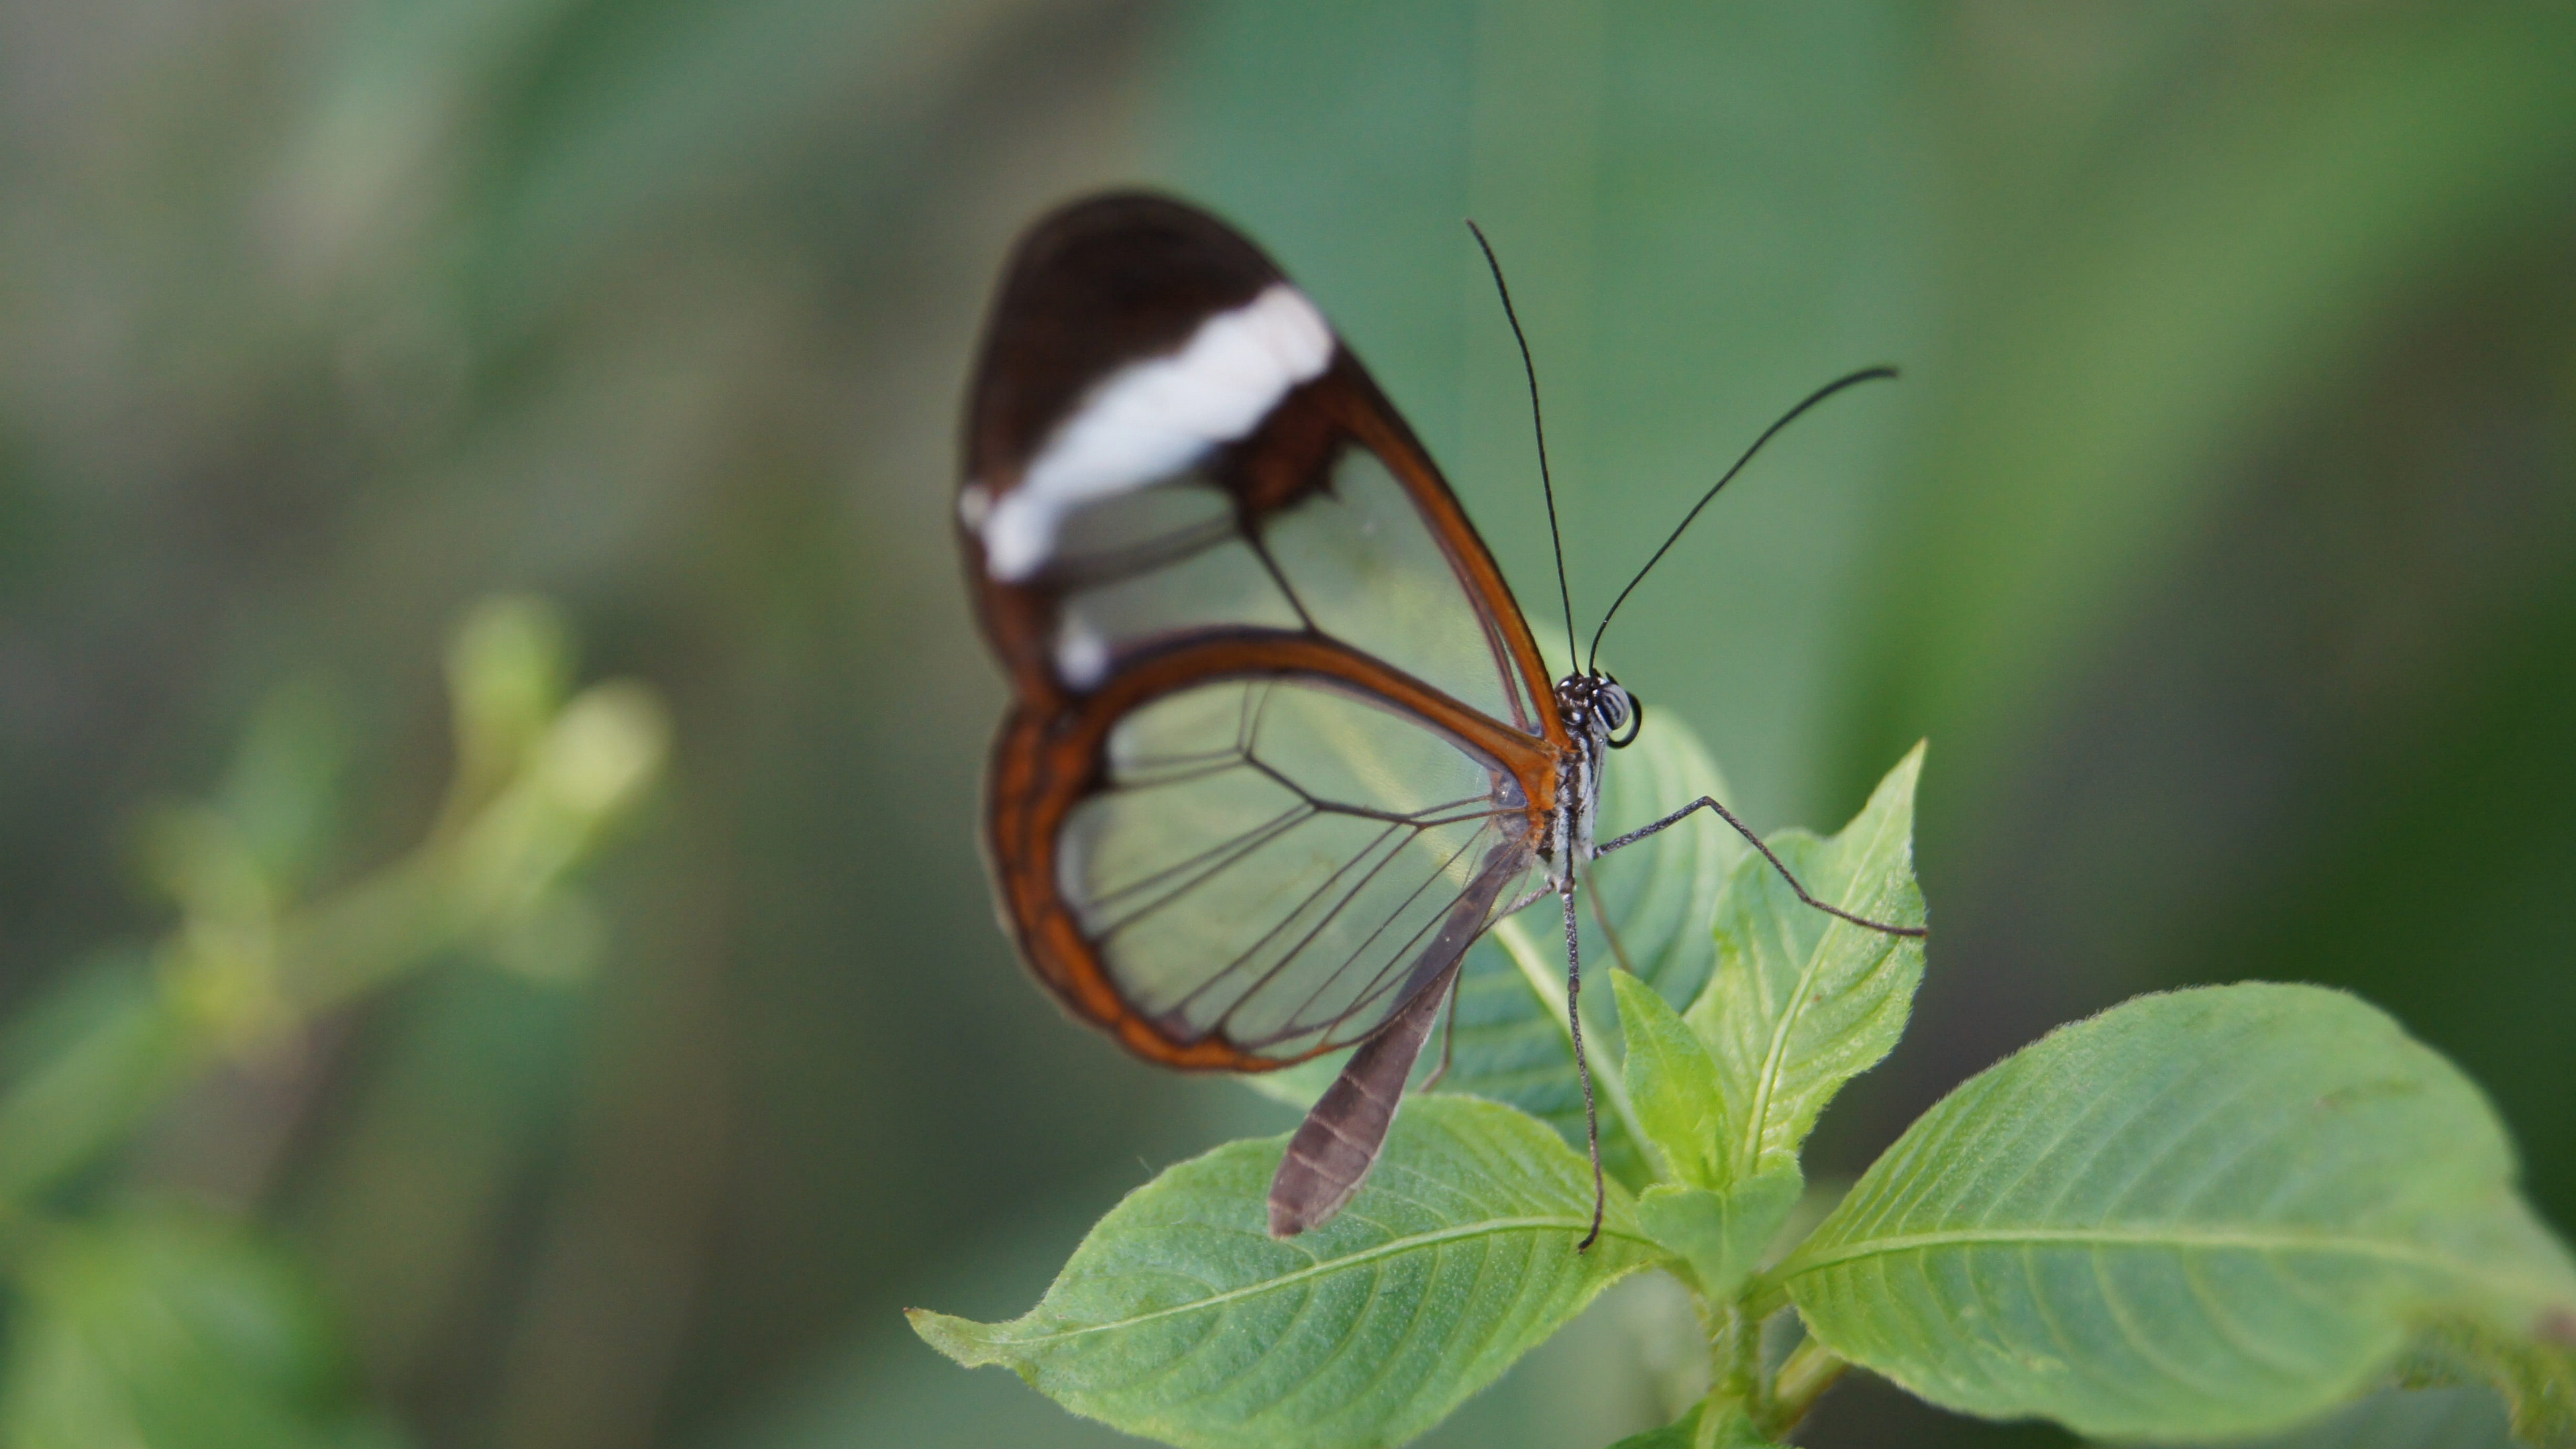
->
[[1036, 437, 1544, 734], [1057, 676, 1543, 1059]]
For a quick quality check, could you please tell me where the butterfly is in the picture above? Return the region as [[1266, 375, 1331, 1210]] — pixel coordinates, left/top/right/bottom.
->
[[956, 191, 1920, 1245]]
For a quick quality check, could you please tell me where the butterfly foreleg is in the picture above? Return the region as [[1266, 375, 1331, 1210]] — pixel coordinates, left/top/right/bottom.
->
[[1579, 861, 1637, 975], [1594, 794, 1926, 940], [1561, 877, 1606, 1252]]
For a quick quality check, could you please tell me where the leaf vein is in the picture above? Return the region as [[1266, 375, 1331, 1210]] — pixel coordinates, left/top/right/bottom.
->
[[1789, 1223, 2532, 1303], [1021, 1217, 1650, 1345]]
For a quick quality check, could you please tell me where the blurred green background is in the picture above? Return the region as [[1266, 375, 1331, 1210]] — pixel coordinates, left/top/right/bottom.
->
[[2, 3, 2571, 1446]]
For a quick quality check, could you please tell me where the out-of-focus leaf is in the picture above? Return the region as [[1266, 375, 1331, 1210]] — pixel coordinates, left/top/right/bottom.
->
[[910, 1096, 1655, 1449], [0, 1211, 393, 1449], [297, 967, 588, 1385], [276, 0, 981, 321], [1782, 984, 2576, 1444], [1686, 744, 1925, 1181], [444, 596, 574, 804]]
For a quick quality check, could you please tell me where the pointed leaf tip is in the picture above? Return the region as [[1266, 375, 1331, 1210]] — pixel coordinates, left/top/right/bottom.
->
[[1686, 747, 1927, 1181], [907, 1308, 1013, 1373]]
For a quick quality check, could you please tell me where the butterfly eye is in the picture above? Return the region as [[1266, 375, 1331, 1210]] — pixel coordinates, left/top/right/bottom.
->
[[1607, 688, 1644, 749]]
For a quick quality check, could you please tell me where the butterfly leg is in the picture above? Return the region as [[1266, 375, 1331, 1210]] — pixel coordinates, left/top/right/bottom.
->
[[1595, 795, 1926, 939], [1580, 861, 1636, 975], [1562, 877, 1606, 1252]]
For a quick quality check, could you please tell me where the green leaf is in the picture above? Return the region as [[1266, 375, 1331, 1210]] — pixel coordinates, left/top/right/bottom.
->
[[1246, 712, 1737, 1186], [912, 1096, 1657, 1449], [1637, 1171, 1801, 1305], [445, 595, 574, 797], [0, 1211, 391, 1449], [1686, 743, 1926, 1180], [1613, 968, 1727, 1189], [1780, 983, 2576, 1444], [1603, 1401, 1779, 1448]]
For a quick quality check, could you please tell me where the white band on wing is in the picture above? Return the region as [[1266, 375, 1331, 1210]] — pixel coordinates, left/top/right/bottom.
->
[[978, 284, 1334, 582]]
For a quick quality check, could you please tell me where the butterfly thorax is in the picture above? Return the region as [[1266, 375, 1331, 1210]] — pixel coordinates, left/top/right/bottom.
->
[[1545, 672, 1636, 883]]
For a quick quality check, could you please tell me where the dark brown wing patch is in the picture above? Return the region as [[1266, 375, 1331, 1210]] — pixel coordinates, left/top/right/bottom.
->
[[965, 191, 1285, 490]]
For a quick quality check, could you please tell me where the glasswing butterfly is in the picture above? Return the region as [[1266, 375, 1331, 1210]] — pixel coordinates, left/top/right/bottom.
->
[[957, 192, 1920, 1246]]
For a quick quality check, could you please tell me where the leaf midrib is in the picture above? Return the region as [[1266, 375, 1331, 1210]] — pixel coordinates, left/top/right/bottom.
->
[[1782, 1223, 2548, 1306], [1008, 1216, 1656, 1344]]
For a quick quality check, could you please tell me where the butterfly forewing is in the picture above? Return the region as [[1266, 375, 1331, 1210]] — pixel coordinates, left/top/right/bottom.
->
[[962, 193, 1564, 1069], [1263, 447, 1542, 731]]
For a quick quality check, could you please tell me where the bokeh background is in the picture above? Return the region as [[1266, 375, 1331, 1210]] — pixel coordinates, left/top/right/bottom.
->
[[2, 3, 2571, 1446]]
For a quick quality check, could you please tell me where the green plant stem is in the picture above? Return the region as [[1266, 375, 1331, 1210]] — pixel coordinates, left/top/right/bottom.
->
[[1727, 1301, 1770, 1413], [1766, 1335, 1850, 1436]]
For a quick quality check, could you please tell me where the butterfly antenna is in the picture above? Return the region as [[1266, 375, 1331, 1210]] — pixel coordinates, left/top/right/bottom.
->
[[1585, 366, 1898, 672], [1467, 221, 1578, 673]]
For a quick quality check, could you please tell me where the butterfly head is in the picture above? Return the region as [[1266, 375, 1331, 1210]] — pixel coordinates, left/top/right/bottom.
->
[[1555, 671, 1643, 753]]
